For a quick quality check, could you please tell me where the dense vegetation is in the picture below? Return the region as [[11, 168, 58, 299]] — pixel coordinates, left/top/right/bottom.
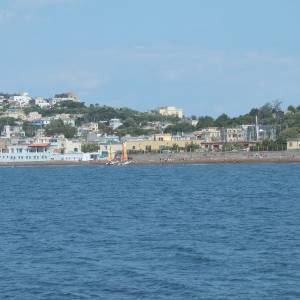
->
[[81, 143, 100, 153], [45, 119, 77, 138]]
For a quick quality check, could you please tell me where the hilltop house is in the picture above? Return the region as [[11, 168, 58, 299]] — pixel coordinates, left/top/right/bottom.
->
[[158, 106, 183, 119]]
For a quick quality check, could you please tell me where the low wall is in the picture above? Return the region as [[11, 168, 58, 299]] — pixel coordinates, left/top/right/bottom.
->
[[131, 150, 300, 164]]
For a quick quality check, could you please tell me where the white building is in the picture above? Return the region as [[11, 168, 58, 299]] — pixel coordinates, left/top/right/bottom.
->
[[1, 125, 25, 139], [194, 128, 221, 142], [0, 143, 97, 163], [50, 92, 79, 105], [221, 128, 245, 143], [158, 106, 183, 119], [34, 97, 50, 109], [9, 92, 31, 107], [27, 112, 42, 122], [54, 114, 76, 127], [109, 118, 123, 130]]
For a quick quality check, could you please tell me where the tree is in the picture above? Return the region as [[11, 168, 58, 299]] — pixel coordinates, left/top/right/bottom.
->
[[22, 121, 38, 137], [81, 143, 99, 153], [186, 142, 200, 152], [164, 122, 195, 134], [215, 113, 231, 127], [196, 116, 215, 129], [45, 119, 77, 138], [278, 127, 300, 141], [287, 105, 296, 113], [0, 117, 17, 132]]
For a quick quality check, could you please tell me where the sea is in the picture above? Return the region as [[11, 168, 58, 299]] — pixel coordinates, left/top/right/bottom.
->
[[0, 163, 299, 300]]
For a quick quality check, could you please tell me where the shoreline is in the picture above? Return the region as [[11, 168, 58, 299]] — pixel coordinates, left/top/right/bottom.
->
[[0, 151, 299, 167]]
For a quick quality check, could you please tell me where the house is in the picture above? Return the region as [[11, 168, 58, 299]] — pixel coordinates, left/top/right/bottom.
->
[[158, 106, 183, 119], [287, 138, 300, 150], [194, 128, 221, 142], [54, 114, 76, 127], [34, 97, 50, 109], [0, 142, 52, 163], [109, 118, 123, 129], [50, 92, 79, 105], [257, 125, 278, 141], [87, 132, 120, 144], [221, 127, 245, 143], [32, 117, 52, 127], [1, 125, 25, 139], [239, 125, 257, 142], [3, 108, 26, 120], [9, 92, 31, 107], [0, 138, 7, 153], [125, 139, 202, 152], [153, 133, 172, 141], [27, 112, 42, 122]]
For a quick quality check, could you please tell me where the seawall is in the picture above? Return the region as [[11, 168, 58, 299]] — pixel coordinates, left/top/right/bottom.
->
[[130, 150, 300, 164]]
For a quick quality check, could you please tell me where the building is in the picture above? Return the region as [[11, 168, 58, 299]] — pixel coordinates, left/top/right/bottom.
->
[[109, 118, 123, 130], [153, 133, 172, 141], [257, 125, 278, 141], [2, 108, 26, 120], [287, 138, 300, 150], [239, 125, 257, 142], [0, 139, 7, 153], [9, 92, 31, 107], [0, 142, 96, 163], [50, 92, 79, 105], [27, 112, 42, 122], [158, 106, 183, 119], [32, 117, 52, 127], [62, 139, 82, 154], [87, 132, 120, 144], [34, 97, 50, 109], [1, 125, 25, 139], [54, 114, 76, 127], [194, 128, 221, 142], [125, 139, 202, 152], [221, 127, 245, 143]]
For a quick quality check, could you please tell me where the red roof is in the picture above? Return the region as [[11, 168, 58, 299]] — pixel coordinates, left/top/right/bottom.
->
[[28, 143, 49, 147]]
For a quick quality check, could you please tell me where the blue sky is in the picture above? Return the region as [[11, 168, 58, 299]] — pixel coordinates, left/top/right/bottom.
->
[[0, 0, 300, 116]]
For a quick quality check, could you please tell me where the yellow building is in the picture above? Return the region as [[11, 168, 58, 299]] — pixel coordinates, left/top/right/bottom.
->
[[0, 139, 7, 153], [125, 138, 202, 152], [287, 138, 300, 150]]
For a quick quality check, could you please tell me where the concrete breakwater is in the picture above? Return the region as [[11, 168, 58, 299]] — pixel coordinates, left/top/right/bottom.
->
[[131, 151, 300, 164]]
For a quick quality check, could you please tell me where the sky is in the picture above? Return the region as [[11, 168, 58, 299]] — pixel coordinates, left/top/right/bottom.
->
[[0, 0, 300, 116]]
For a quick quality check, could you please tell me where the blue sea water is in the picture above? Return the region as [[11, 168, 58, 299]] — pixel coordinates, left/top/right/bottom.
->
[[0, 163, 299, 300]]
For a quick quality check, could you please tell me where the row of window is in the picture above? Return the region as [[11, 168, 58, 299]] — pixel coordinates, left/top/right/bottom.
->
[[0, 155, 49, 160]]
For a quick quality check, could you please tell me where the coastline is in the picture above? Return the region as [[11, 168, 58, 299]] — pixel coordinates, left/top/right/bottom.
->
[[0, 151, 299, 167]]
